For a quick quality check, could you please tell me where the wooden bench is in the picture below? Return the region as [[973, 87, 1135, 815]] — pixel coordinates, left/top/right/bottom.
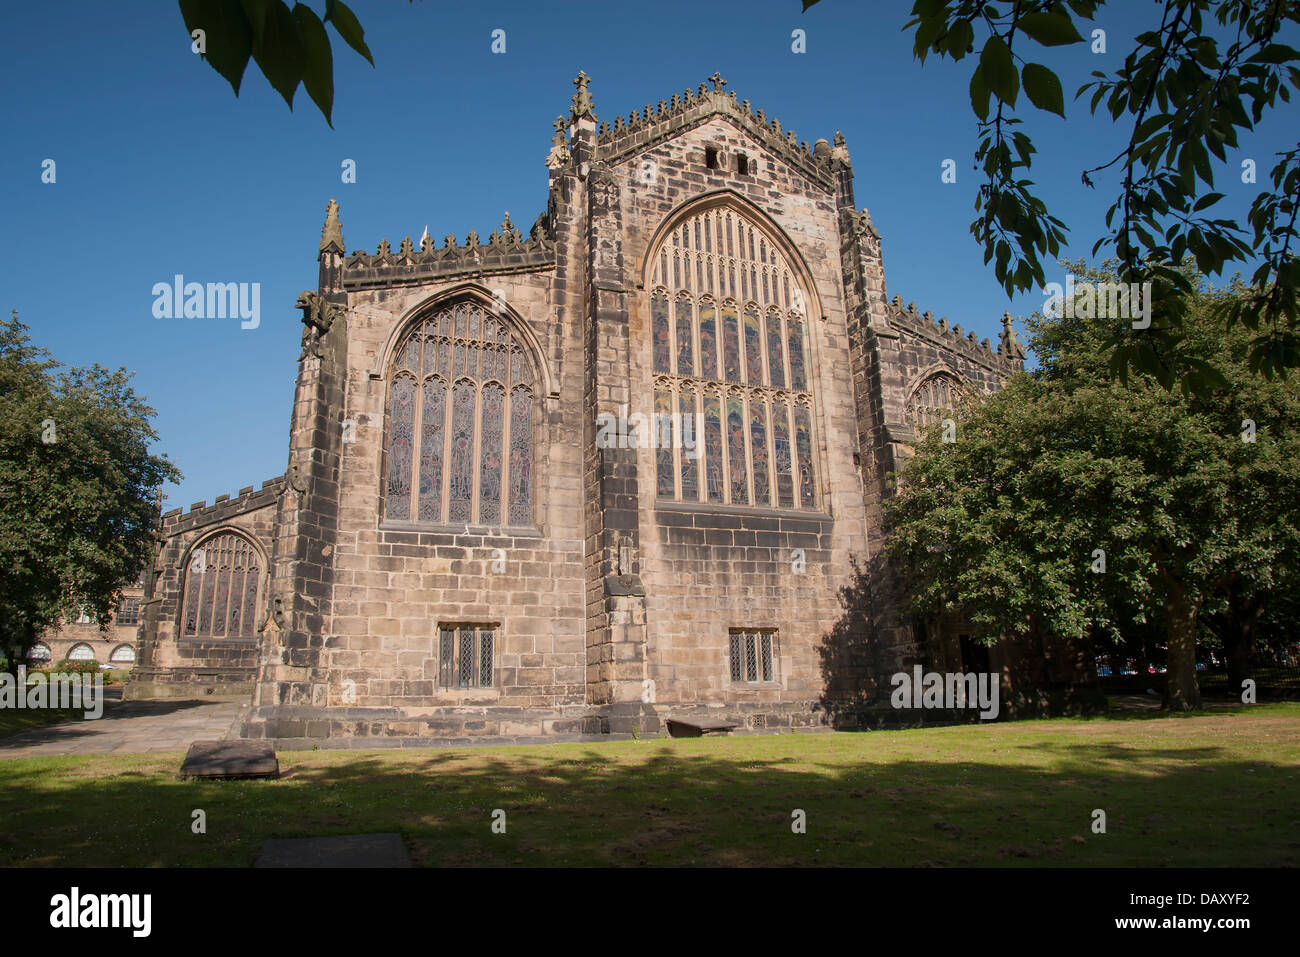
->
[[664, 717, 739, 738]]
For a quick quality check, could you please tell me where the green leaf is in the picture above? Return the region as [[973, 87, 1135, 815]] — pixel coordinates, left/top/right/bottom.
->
[[324, 0, 373, 67], [251, 0, 305, 109], [240, 0, 272, 41], [179, 0, 254, 96], [980, 35, 1018, 106], [292, 3, 333, 125], [1022, 63, 1065, 117], [969, 66, 991, 122], [1017, 11, 1085, 47]]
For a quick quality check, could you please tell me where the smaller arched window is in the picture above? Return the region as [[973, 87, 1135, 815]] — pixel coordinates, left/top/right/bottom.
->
[[906, 373, 966, 428], [109, 644, 136, 664], [27, 643, 52, 663], [181, 531, 265, 639], [66, 643, 95, 661]]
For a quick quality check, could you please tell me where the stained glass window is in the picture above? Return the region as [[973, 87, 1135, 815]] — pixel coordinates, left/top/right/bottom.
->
[[679, 389, 698, 501], [648, 204, 818, 509], [418, 379, 445, 522], [675, 296, 694, 376], [765, 308, 785, 389], [181, 532, 263, 639], [794, 406, 814, 508], [448, 380, 476, 523], [773, 404, 794, 508], [704, 395, 723, 503], [743, 307, 763, 384], [750, 400, 770, 506], [478, 384, 504, 524], [656, 388, 674, 498], [384, 300, 535, 525], [698, 301, 718, 379], [906, 373, 964, 427], [788, 316, 807, 392], [727, 397, 747, 504], [509, 386, 533, 526], [385, 377, 415, 520], [722, 303, 741, 383], [652, 291, 670, 373]]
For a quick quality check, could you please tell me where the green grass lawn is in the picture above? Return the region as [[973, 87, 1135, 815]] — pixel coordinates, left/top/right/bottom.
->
[[2, 703, 1297, 867]]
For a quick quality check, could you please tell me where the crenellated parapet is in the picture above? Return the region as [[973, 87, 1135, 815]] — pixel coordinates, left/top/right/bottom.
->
[[887, 296, 1026, 373], [341, 210, 556, 291], [578, 73, 839, 194], [159, 476, 287, 536]]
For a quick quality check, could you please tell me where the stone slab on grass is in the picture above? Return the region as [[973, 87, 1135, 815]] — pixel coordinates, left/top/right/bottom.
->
[[179, 740, 279, 779], [664, 717, 739, 737], [255, 833, 411, 868]]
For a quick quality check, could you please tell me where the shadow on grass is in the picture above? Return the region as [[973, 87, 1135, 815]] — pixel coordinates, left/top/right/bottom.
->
[[1, 722, 1296, 868]]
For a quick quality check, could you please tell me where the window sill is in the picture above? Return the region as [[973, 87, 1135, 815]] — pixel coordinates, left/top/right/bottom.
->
[[655, 500, 831, 521], [379, 521, 542, 539]]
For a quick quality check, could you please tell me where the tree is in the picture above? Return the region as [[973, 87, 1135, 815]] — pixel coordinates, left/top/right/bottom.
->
[[0, 313, 181, 676], [884, 262, 1300, 710], [804, 0, 1300, 393]]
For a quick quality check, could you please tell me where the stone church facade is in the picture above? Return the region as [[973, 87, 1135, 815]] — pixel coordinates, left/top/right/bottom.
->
[[128, 73, 1026, 743]]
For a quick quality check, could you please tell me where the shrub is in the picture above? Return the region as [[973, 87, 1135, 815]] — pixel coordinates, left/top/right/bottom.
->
[[53, 659, 100, 675]]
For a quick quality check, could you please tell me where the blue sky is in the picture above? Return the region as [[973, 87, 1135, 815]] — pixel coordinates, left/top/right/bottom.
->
[[2, 1, 1295, 510]]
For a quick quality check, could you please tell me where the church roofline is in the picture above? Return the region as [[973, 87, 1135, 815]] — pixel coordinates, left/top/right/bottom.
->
[[340, 210, 556, 290], [587, 73, 841, 194], [887, 296, 1027, 372]]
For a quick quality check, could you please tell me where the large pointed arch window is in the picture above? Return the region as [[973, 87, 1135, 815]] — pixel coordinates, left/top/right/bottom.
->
[[384, 300, 535, 526], [181, 531, 265, 639], [649, 204, 818, 509]]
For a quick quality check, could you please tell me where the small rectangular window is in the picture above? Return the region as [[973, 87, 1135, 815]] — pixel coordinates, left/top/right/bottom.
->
[[705, 146, 719, 170], [438, 624, 496, 689], [736, 153, 749, 175], [729, 629, 775, 682], [117, 599, 141, 626]]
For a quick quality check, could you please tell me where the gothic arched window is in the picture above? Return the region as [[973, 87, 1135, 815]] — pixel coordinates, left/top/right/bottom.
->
[[906, 373, 965, 428], [649, 205, 818, 509], [181, 531, 265, 639], [384, 300, 535, 526]]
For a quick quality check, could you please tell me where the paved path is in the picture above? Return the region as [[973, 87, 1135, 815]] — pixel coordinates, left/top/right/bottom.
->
[[0, 697, 246, 758]]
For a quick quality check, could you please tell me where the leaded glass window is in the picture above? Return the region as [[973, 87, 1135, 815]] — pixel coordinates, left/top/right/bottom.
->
[[181, 531, 263, 639], [438, 624, 495, 689], [116, 598, 141, 626], [384, 301, 535, 526], [729, 629, 776, 683], [906, 373, 965, 428], [648, 204, 818, 508]]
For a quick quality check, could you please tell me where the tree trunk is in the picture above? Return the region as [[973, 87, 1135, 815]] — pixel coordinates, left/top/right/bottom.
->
[[1162, 582, 1202, 711], [1223, 596, 1263, 694]]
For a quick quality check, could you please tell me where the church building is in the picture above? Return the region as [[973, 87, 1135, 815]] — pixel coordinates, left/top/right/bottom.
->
[[128, 73, 1027, 743]]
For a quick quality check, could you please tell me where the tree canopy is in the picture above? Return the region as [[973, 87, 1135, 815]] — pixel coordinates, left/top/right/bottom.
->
[[0, 313, 181, 673], [799, 1, 1300, 393], [884, 262, 1300, 709]]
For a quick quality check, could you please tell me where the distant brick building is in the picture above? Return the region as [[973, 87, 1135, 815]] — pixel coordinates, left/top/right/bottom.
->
[[35, 579, 144, 668], [129, 73, 1026, 742]]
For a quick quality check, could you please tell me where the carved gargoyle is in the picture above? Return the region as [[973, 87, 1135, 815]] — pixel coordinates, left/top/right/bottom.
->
[[296, 289, 343, 360]]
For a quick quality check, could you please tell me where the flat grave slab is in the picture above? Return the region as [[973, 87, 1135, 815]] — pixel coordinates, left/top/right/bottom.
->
[[664, 717, 739, 737], [179, 740, 279, 779], [254, 833, 411, 868]]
